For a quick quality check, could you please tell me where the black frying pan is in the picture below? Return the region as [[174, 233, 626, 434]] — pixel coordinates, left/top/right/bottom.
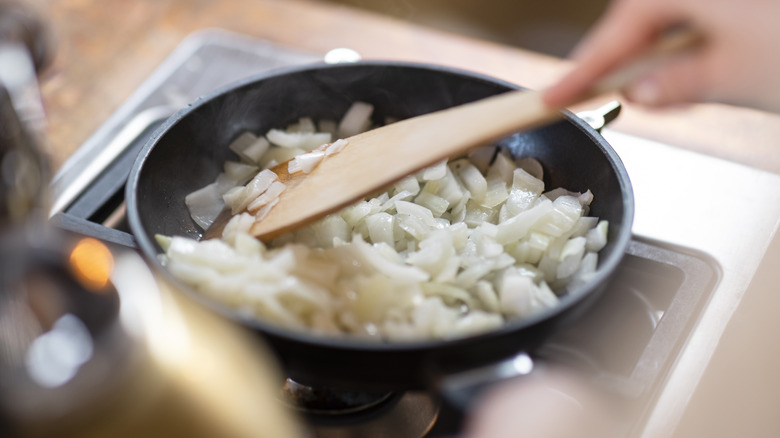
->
[[126, 61, 634, 390]]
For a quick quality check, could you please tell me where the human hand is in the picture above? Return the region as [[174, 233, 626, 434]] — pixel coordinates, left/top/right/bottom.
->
[[463, 367, 626, 438], [543, 0, 780, 113]]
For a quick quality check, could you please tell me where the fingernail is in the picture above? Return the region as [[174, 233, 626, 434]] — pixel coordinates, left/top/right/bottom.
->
[[626, 78, 661, 105]]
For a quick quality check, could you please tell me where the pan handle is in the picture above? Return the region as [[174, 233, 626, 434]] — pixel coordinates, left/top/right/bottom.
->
[[50, 212, 138, 248], [50, 105, 176, 216], [576, 100, 622, 132], [437, 352, 537, 411], [49, 106, 175, 248]]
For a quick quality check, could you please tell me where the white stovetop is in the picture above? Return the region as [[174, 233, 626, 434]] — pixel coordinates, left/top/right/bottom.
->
[[603, 128, 780, 437]]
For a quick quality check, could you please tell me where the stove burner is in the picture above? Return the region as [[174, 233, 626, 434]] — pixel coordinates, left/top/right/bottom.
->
[[278, 379, 440, 437], [280, 379, 395, 415]]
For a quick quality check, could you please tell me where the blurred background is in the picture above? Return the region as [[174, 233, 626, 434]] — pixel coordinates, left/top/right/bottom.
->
[[319, 0, 610, 57]]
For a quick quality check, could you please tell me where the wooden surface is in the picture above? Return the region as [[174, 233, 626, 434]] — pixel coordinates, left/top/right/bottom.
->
[[31, 0, 780, 175]]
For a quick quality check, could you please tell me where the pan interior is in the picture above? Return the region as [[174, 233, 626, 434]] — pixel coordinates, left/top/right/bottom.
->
[[127, 62, 633, 350]]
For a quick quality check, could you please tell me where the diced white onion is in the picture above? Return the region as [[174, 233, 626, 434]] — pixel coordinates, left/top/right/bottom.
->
[[223, 169, 278, 214], [325, 138, 348, 156], [288, 150, 325, 174], [247, 181, 287, 213], [266, 129, 332, 151], [338, 101, 374, 138], [586, 220, 609, 252], [175, 102, 611, 341], [453, 159, 487, 202], [184, 183, 224, 230], [422, 159, 448, 181], [229, 132, 270, 164], [515, 157, 544, 180]]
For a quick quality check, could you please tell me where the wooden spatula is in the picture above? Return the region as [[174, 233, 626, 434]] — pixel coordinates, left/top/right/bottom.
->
[[206, 29, 701, 241]]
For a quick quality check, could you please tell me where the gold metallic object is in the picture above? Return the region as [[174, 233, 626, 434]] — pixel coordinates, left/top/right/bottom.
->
[[1, 239, 303, 438]]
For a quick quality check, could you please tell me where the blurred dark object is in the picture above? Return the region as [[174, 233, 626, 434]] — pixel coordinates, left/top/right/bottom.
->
[[0, 230, 303, 438], [0, 84, 48, 225], [0, 0, 53, 226], [0, 230, 128, 437], [0, 4, 302, 437], [0, 1, 53, 72]]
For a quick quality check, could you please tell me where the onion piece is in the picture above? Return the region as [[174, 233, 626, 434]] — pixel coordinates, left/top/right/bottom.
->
[[499, 271, 535, 317], [229, 132, 270, 164], [222, 161, 259, 184], [414, 191, 450, 218], [515, 157, 544, 180], [556, 236, 586, 279], [395, 200, 437, 227], [223, 169, 278, 214], [365, 212, 395, 246], [350, 235, 430, 283], [421, 159, 448, 181], [452, 159, 487, 202], [185, 183, 225, 230], [288, 150, 325, 174], [247, 181, 287, 213], [325, 138, 348, 156], [495, 198, 554, 244], [266, 129, 331, 151], [586, 220, 609, 252], [393, 175, 421, 197], [288, 117, 316, 133], [338, 101, 374, 138]]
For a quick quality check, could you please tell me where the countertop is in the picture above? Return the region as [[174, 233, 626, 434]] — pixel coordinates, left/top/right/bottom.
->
[[31, 0, 780, 175]]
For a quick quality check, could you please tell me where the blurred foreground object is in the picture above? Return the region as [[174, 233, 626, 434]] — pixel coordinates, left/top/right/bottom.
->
[[0, 233, 303, 438], [0, 0, 52, 225], [0, 2, 302, 436], [463, 366, 626, 438]]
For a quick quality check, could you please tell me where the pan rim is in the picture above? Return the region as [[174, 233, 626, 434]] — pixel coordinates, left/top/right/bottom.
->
[[126, 60, 635, 353]]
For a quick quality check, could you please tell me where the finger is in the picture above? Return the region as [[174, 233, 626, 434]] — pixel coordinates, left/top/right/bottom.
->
[[463, 368, 624, 438], [543, 0, 684, 108], [622, 50, 709, 106]]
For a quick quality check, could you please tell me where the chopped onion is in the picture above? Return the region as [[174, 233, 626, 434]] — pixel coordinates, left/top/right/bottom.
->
[[365, 212, 395, 246], [515, 157, 544, 180], [222, 161, 259, 184], [229, 132, 270, 164], [586, 220, 609, 252], [223, 169, 278, 214], [452, 159, 487, 202], [338, 101, 374, 138], [288, 150, 325, 174], [325, 138, 348, 156], [393, 175, 421, 196], [185, 183, 224, 230], [289, 117, 316, 133], [495, 198, 554, 244], [414, 191, 450, 217], [172, 102, 611, 341], [266, 129, 332, 151], [247, 181, 286, 213], [421, 159, 448, 181]]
